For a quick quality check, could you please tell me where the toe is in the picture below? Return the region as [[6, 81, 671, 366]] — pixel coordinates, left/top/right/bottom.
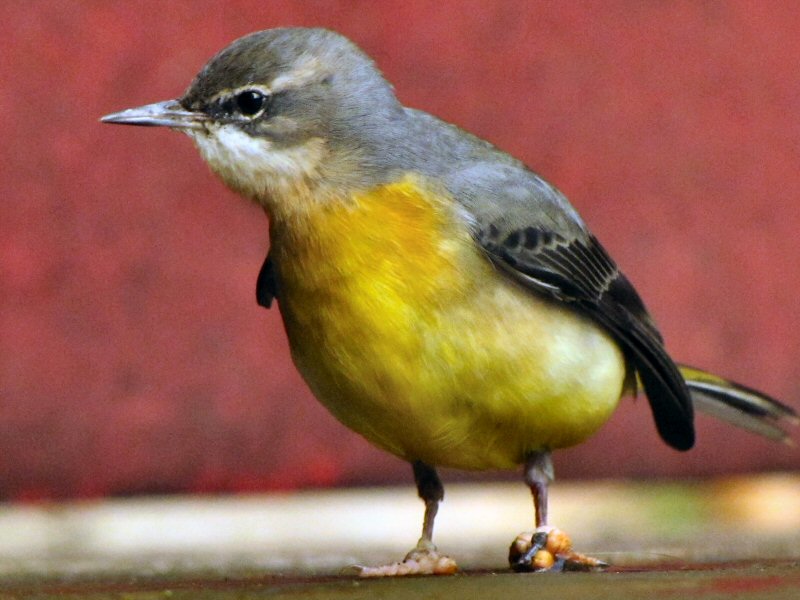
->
[[509, 527, 608, 573], [352, 550, 458, 577]]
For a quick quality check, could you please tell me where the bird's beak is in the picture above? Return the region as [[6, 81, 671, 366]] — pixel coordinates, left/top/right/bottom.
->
[[100, 99, 207, 130]]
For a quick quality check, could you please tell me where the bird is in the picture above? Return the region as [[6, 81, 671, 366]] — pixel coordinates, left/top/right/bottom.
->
[[102, 27, 797, 575]]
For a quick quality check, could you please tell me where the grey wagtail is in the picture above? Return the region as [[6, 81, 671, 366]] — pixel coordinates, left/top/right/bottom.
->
[[102, 28, 797, 575]]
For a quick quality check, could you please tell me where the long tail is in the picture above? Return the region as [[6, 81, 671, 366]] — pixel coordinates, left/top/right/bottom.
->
[[678, 365, 798, 443]]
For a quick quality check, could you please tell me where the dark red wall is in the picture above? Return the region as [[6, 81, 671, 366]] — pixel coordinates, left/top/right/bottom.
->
[[2, 1, 798, 500]]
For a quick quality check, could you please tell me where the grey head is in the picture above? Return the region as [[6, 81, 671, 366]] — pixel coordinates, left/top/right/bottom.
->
[[102, 28, 406, 204], [181, 28, 402, 147]]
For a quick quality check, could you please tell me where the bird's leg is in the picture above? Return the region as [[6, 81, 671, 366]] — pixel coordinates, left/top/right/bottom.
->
[[509, 451, 608, 572], [526, 449, 553, 529], [354, 461, 458, 577], [411, 459, 444, 552]]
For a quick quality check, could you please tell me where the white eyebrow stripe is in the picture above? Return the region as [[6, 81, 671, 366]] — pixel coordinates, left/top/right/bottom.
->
[[207, 56, 327, 106], [270, 56, 326, 93], [209, 84, 272, 105]]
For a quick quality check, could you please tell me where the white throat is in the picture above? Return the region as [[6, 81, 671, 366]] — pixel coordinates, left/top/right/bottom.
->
[[186, 124, 327, 206]]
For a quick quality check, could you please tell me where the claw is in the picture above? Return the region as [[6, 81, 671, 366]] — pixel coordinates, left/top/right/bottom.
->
[[509, 529, 550, 571]]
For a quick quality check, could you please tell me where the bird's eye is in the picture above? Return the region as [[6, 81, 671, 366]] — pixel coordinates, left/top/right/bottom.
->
[[234, 90, 268, 117]]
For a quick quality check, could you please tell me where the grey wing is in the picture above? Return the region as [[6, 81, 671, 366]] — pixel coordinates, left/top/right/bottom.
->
[[447, 164, 695, 450]]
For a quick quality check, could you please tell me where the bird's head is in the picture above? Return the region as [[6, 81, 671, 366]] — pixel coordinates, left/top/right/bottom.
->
[[102, 28, 403, 211]]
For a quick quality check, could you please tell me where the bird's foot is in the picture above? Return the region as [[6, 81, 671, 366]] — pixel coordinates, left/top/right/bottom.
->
[[508, 527, 608, 572], [349, 541, 458, 577]]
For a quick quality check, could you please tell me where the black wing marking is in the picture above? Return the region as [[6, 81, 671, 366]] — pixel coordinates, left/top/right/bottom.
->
[[479, 224, 695, 450], [256, 251, 278, 309]]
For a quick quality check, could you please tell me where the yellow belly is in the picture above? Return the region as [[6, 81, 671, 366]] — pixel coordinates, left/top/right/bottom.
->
[[271, 177, 626, 470]]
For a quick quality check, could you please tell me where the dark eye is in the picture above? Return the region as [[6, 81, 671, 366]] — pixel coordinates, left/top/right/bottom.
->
[[234, 90, 267, 117]]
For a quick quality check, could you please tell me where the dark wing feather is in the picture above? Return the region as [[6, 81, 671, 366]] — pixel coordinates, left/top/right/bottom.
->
[[479, 225, 695, 450], [256, 251, 278, 309]]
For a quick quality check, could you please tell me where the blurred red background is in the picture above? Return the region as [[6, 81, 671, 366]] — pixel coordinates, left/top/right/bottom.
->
[[1, 1, 798, 500]]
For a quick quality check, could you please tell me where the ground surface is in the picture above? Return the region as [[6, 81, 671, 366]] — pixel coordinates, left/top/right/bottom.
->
[[0, 474, 797, 598], [2, 563, 800, 600]]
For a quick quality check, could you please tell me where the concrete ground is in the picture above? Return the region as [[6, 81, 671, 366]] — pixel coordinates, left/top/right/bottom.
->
[[0, 474, 797, 598]]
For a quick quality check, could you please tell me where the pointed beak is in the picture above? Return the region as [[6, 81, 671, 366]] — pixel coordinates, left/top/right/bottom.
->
[[100, 100, 207, 130]]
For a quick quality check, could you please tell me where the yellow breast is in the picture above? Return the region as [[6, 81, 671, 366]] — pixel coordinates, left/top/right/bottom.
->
[[271, 177, 627, 470]]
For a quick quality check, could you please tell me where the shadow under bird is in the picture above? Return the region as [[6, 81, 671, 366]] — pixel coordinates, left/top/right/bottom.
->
[[102, 27, 798, 575]]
